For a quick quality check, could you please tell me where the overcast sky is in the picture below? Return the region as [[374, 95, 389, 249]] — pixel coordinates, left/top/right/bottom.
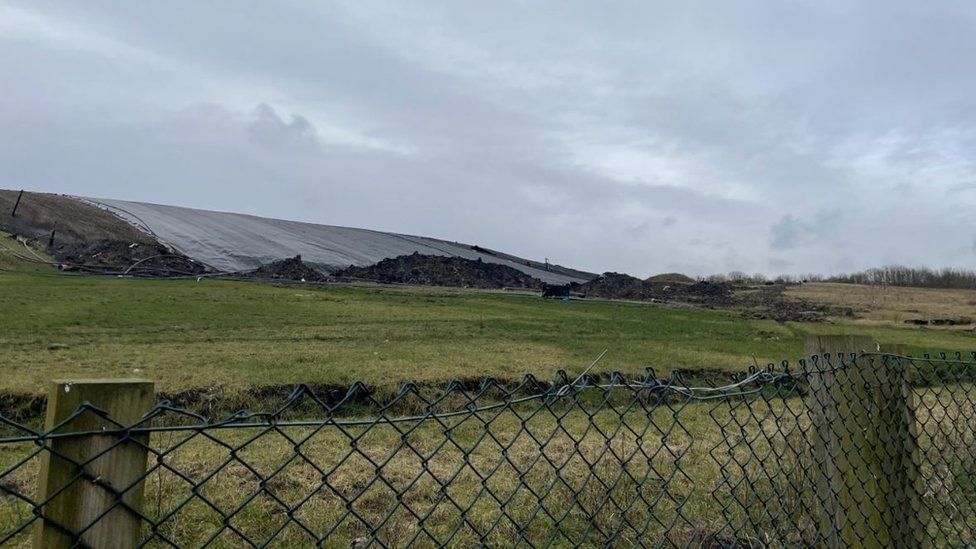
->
[[3, 2, 976, 277]]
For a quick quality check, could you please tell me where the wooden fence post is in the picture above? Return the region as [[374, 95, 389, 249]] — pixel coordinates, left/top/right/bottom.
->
[[805, 336, 926, 548], [875, 344, 928, 548], [34, 379, 154, 549]]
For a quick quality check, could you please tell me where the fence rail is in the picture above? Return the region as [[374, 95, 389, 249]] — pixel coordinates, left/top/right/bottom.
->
[[2, 344, 976, 547]]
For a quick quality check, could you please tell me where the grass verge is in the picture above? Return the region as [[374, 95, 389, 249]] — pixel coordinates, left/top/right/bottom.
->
[[2, 273, 974, 401]]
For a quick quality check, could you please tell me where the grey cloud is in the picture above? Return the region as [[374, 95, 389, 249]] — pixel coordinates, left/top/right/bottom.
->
[[2, 1, 976, 276], [768, 257, 793, 272], [769, 215, 809, 251], [247, 104, 318, 151], [627, 221, 650, 238]]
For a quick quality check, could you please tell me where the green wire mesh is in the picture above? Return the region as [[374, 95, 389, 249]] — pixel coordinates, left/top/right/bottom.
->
[[0, 351, 974, 547]]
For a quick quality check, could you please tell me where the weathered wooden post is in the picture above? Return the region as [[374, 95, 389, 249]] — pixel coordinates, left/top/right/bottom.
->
[[34, 379, 154, 549], [805, 336, 926, 548], [874, 345, 927, 548]]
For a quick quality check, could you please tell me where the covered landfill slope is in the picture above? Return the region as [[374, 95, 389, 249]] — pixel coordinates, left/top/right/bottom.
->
[[79, 197, 596, 285]]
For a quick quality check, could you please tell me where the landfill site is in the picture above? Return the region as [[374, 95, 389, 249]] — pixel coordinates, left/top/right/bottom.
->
[[0, 189, 847, 321]]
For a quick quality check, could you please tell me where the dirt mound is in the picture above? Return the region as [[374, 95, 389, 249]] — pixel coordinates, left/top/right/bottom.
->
[[669, 280, 734, 304], [248, 255, 330, 282], [573, 272, 649, 300], [574, 272, 733, 305], [0, 190, 153, 246], [336, 253, 542, 289], [54, 240, 206, 276], [1, 190, 207, 276], [646, 272, 696, 285]]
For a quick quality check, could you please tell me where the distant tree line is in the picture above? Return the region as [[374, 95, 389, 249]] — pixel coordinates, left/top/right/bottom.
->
[[705, 271, 810, 285], [822, 266, 976, 289], [706, 271, 777, 285], [705, 266, 976, 289]]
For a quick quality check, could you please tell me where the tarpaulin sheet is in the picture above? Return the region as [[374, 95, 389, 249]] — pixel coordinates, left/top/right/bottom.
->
[[80, 198, 595, 285]]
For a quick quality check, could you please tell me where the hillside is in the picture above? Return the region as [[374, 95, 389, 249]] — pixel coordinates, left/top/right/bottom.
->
[[0, 190, 596, 284], [81, 196, 595, 284], [0, 190, 206, 274]]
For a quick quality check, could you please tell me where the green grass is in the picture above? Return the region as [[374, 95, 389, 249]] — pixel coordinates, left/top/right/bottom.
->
[[3, 384, 972, 546], [1, 262, 974, 545], [0, 388, 815, 547], [0, 233, 53, 273], [1, 270, 974, 396]]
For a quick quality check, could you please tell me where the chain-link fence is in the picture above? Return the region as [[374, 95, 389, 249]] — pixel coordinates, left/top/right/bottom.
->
[[1, 350, 975, 547]]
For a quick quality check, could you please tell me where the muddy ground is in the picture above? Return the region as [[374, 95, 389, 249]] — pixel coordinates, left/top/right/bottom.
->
[[569, 272, 852, 322], [735, 283, 854, 322], [336, 252, 543, 290]]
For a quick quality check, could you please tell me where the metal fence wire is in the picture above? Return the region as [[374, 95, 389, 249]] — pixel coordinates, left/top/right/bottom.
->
[[1, 351, 976, 547]]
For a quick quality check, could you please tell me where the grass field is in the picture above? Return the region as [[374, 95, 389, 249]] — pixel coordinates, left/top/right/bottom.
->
[[788, 282, 976, 325], [3, 241, 976, 545], [0, 234, 53, 273], [1, 266, 974, 398]]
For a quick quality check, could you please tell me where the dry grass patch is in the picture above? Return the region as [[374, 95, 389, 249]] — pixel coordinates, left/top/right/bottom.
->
[[789, 282, 976, 326]]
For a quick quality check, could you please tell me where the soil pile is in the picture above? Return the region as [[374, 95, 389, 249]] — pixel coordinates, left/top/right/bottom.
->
[[55, 240, 206, 276], [248, 255, 330, 282], [573, 272, 650, 300], [336, 253, 543, 289], [665, 280, 734, 305], [646, 272, 696, 285], [574, 272, 733, 305]]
